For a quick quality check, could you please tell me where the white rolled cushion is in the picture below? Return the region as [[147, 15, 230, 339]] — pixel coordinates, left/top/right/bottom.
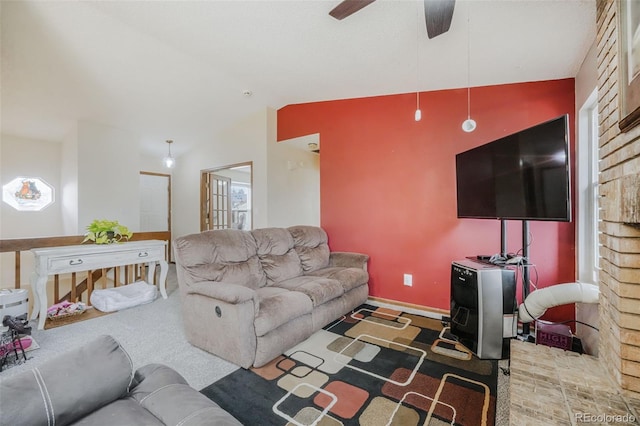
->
[[90, 281, 157, 313]]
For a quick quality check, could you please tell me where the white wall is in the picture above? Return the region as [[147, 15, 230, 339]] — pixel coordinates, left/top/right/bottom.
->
[[2, 122, 149, 238], [267, 129, 320, 228], [0, 133, 64, 291], [171, 109, 269, 239], [61, 126, 79, 234], [171, 107, 321, 239], [139, 153, 172, 175], [0, 134, 64, 238], [76, 121, 141, 233]]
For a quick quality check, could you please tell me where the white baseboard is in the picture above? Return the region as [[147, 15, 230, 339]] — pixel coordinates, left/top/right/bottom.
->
[[366, 297, 448, 320]]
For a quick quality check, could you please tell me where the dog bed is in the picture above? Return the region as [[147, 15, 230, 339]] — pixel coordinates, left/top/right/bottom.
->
[[90, 281, 157, 313]]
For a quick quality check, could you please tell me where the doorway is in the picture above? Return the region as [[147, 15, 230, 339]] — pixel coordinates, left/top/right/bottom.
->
[[139, 172, 171, 233], [201, 162, 252, 231]]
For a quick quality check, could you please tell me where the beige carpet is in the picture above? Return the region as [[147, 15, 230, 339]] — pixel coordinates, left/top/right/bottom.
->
[[0, 265, 238, 390]]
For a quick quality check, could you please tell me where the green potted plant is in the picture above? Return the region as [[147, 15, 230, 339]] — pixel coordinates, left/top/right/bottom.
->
[[83, 219, 133, 244]]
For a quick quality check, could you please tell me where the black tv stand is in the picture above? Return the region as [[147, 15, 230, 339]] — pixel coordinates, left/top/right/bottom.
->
[[498, 218, 533, 336]]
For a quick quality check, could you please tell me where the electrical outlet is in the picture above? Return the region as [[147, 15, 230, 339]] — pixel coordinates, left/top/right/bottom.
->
[[403, 273, 413, 287]]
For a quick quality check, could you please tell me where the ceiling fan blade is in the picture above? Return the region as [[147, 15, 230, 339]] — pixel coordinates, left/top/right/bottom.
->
[[329, 0, 376, 20], [424, 0, 456, 39]]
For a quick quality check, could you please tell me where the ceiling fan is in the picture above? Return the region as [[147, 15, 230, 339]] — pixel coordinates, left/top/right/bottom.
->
[[329, 0, 456, 39]]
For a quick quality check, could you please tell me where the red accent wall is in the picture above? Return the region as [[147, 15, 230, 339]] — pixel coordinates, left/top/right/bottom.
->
[[277, 79, 576, 322]]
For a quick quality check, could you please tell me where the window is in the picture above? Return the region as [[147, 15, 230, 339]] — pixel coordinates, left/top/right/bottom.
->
[[577, 89, 599, 284], [231, 183, 251, 230], [2, 176, 54, 211]]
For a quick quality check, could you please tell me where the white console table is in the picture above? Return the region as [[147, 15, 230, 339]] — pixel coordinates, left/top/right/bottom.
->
[[30, 240, 168, 330]]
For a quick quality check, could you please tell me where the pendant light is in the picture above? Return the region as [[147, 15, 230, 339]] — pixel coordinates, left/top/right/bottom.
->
[[163, 139, 175, 169], [462, 13, 476, 132], [414, 0, 422, 122]]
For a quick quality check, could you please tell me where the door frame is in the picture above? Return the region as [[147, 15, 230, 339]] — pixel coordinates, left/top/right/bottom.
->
[[200, 161, 253, 232], [139, 171, 172, 261]]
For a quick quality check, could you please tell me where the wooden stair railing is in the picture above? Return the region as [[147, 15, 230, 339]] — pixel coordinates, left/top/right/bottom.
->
[[0, 231, 171, 305], [58, 268, 104, 304]]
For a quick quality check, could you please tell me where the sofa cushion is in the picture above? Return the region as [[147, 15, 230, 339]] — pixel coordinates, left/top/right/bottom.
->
[[288, 225, 330, 272], [252, 228, 303, 285], [174, 229, 266, 289], [305, 267, 369, 293], [71, 399, 163, 426], [145, 384, 242, 425], [0, 335, 134, 426], [254, 287, 313, 336], [273, 276, 345, 307], [252, 227, 295, 255]]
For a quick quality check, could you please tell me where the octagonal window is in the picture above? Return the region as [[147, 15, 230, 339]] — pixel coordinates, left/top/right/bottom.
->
[[2, 177, 54, 211]]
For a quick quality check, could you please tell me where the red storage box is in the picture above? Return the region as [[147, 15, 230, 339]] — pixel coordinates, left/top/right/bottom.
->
[[536, 322, 572, 351]]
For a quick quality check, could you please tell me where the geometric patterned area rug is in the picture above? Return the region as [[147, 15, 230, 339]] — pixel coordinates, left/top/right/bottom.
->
[[201, 304, 497, 425]]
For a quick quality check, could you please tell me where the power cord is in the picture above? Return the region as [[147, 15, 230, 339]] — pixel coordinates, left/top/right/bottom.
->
[[535, 318, 599, 332]]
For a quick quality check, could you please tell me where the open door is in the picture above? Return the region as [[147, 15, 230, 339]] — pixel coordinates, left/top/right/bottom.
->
[[201, 162, 252, 231], [201, 173, 231, 231]]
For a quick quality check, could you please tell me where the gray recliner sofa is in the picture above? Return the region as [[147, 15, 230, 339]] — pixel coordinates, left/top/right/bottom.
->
[[173, 225, 369, 368], [0, 335, 241, 426]]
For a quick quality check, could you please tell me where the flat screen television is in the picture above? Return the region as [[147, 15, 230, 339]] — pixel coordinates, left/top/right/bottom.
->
[[455, 114, 571, 222]]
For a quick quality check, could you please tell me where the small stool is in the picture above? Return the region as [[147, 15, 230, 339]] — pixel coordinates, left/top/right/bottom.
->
[[0, 289, 29, 319]]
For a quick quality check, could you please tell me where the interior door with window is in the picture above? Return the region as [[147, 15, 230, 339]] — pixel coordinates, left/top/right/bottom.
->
[[201, 173, 232, 231], [201, 163, 252, 231]]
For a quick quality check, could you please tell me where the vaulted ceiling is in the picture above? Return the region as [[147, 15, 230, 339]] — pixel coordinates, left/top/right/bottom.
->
[[1, 1, 596, 158]]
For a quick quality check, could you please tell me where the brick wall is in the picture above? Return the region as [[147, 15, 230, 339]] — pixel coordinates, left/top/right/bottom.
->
[[597, 0, 640, 398]]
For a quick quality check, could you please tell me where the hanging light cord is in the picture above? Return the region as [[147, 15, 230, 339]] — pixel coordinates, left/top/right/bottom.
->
[[466, 15, 471, 119], [416, 0, 420, 113]]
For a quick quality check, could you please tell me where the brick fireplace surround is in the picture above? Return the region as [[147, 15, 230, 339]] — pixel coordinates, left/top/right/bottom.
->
[[597, 0, 640, 399]]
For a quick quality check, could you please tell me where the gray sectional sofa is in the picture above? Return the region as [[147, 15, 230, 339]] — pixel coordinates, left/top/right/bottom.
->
[[173, 225, 369, 368], [0, 335, 241, 426]]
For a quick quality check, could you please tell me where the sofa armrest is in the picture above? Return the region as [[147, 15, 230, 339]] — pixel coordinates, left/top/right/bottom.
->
[[129, 363, 188, 398], [329, 252, 369, 271], [0, 335, 133, 426], [182, 282, 259, 368], [129, 364, 242, 426], [187, 281, 257, 306]]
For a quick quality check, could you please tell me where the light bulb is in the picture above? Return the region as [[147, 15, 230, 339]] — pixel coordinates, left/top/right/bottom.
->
[[462, 118, 477, 133], [415, 109, 422, 121], [163, 139, 175, 168], [163, 156, 175, 168]]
